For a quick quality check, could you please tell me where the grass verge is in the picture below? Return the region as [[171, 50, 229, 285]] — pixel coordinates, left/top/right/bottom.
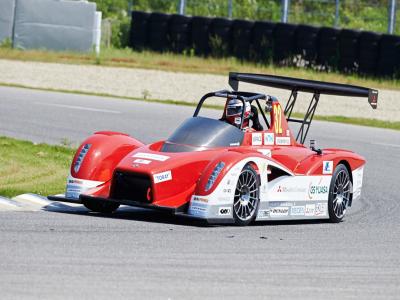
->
[[1, 47, 400, 90], [0, 136, 74, 198], [1, 82, 399, 131]]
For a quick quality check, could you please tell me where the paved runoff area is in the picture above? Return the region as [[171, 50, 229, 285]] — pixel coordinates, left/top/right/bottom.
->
[[0, 59, 400, 122]]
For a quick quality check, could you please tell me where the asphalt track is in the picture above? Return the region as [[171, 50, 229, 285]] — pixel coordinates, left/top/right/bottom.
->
[[0, 86, 400, 299]]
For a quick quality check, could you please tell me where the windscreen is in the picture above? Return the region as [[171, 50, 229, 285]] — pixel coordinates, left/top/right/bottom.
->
[[161, 117, 244, 152]]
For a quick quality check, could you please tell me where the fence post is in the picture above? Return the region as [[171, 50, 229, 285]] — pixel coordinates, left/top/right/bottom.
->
[[334, 0, 340, 28], [178, 0, 186, 15], [228, 0, 233, 18], [388, 0, 396, 34], [281, 0, 290, 23], [11, 0, 18, 48]]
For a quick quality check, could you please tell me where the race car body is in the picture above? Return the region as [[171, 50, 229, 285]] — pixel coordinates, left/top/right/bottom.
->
[[49, 73, 378, 225]]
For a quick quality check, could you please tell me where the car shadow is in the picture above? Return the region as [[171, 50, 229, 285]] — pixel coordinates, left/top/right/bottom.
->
[[44, 204, 330, 227], [45, 205, 208, 227]]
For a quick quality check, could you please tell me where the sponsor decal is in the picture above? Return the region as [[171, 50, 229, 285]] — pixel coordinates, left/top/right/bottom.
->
[[270, 207, 289, 217], [230, 142, 240, 146], [323, 161, 333, 175], [153, 170, 172, 183], [264, 133, 275, 145], [252, 133, 263, 146], [273, 105, 283, 134], [305, 204, 315, 217], [290, 206, 305, 216], [66, 176, 103, 200], [315, 203, 327, 216], [234, 117, 241, 125], [308, 178, 329, 200], [218, 196, 232, 202], [223, 188, 232, 193], [192, 196, 208, 203], [189, 202, 208, 217], [257, 209, 270, 219], [218, 207, 231, 216], [190, 205, 206, 213], [68, 179, 83, 185], [276, 137, 291, 146], [133, 159, 151, 165], [277, 186, 307, 193], [286, 129, 290, 137], [133, 152, 170, 162], [269, 201, 295, 207]]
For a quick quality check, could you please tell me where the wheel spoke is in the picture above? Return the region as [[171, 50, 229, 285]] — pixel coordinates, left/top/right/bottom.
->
[[343, 181, 350, 189], [247, 181, 256, 189]]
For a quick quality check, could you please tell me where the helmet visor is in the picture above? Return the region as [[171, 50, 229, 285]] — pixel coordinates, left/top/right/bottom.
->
[[226, 106, 242, 116]]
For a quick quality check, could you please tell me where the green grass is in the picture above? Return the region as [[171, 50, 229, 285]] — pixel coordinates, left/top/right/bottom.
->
[[1, 47, 400, 90], [0, 136, 75, 198]]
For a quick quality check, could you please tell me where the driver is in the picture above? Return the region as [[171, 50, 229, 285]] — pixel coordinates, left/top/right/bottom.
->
[[223, 99, 263, 131]]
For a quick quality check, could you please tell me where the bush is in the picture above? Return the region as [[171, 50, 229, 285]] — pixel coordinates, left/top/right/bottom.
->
[[110, 17, 131, 48]]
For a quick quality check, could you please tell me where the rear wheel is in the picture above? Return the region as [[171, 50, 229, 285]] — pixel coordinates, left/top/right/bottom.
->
[[328, 164, 351, 223], [83, 199, 120, 214], [233, 164, 260, 226]]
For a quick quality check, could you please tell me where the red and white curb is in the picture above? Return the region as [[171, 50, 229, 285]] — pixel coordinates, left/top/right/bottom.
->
[[0, 193, 84, 212]]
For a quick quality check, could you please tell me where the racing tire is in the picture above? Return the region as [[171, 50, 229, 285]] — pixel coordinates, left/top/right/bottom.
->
[[233, 164, 260, 226], [273, 23, 297, 65], [130, 11, 150, 50], [191, 16, 212, 56], [251, 21, 275, 62], [328, 164, 351, 223], [377, 34, 400, 77], [83, 199, 120, 214], [338, 29, 360, 73], [294, 25, 319, 66], [358, 31, 380, 75], [317, 27, 340, 69]]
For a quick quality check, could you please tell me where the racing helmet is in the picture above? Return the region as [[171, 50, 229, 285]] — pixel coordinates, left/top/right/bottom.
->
[[225, 98, 251, 128]]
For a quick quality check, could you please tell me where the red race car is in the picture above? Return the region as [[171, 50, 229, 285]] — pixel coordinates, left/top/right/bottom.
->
[[49, 73, 378, 226]]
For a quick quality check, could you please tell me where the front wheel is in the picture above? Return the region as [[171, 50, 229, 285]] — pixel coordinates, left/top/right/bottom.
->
[[328, 164, 351, 223], [83, 199, 120, 214], [233, 164, 260, 226]]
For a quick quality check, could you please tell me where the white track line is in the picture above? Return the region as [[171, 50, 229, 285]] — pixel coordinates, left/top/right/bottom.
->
[[35, 102, 121, 114]]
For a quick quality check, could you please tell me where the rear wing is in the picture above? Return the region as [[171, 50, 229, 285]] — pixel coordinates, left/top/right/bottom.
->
[[228, 72, 379, 144], [229, 72, 378, 109]]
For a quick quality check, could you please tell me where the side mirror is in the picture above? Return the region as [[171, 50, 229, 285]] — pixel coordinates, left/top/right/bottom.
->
[[310, 139, 322, 155]]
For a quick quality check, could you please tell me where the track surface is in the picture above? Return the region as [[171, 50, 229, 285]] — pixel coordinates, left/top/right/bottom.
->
[[0, 86, 400, 299]]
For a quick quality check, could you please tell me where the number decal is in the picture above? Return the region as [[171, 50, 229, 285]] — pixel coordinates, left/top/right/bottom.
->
[[273, 105, 283, 134]]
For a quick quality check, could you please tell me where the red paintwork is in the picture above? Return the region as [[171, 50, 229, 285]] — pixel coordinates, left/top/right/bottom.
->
[[71, 101, 366, 209], [72, 131, 143, 182]]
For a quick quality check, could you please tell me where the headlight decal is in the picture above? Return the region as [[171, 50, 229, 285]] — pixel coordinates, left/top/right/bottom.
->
[[73, 144, 91, 173], [205, 162, 225, 192]]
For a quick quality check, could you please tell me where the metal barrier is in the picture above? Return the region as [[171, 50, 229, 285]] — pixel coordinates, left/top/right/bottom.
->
[[0, 0, 100, 52]]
